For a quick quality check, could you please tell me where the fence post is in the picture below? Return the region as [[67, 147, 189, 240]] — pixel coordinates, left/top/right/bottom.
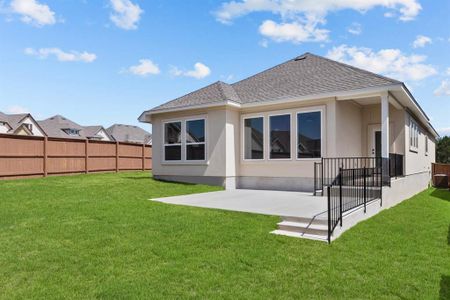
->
[[115, 142, 119, 173], [339, 167, 343, 227], [363, 167, 367, 213], [314, 162, 317, 196], [142, 143, 145, 171], [43, 136, 48, 177], [85, 139, 89, 174]]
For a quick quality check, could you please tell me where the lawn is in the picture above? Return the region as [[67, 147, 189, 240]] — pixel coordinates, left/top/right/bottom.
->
[[0, 172, 449, 299]]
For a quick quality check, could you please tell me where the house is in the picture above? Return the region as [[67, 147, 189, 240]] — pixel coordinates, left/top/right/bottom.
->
[[38, 115, 113, 141], [106, 124, 152, 145], [138, 53, 438, 198], [0, 112, 46, 136]]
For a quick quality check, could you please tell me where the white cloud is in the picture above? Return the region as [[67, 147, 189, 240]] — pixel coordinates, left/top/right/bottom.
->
[[24, 48, 97, 63], [215, 0, 420, 44], [10, 0, 56, 26], [347, 22, 362, 35], [434, 80, 450, 97], [413, 35, 432, 48], [170, 63, 211, 79], [110, 0, 143, 30], [4, 105, 30, 114], [438, 128, 450, 136], [446, 67, 450, 76], [258, 18, 329, 43], [126, 59, 160, 76], [326, 45, 437, 82], [215, 0, 422, 24]]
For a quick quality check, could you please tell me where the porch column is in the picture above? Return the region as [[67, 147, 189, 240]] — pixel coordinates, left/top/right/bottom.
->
[[381, 93, 389, 158]]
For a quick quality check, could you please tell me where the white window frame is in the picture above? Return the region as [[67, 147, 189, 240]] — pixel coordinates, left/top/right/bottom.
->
[[268, 112, 292, 161], [163, 120, 183, 162], [242, 115, 265, 161], [295, 109, 324, 161], [185, 117, 207, 162], [425, 135, 429, 156], [409, 117, 419, 152]]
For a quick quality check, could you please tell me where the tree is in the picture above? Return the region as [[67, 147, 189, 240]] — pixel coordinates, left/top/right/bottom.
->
[[436, 136, 450, 163]]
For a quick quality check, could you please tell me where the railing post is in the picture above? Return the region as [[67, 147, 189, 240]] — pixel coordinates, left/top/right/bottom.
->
[[314, 162, 317, 196], [339, 168, 343, 227], [363, 167, 367, 213], [321, 158, 324, 192], [327, 185, 331, 244]]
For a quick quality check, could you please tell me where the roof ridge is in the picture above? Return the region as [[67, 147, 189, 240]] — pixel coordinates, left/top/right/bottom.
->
[[307, 53, 402, 84], [231, 53, 308, 87], [152, 81, 225, 110]]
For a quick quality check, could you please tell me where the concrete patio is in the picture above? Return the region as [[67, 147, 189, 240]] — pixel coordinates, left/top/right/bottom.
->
[[151, 189, 328, 220]]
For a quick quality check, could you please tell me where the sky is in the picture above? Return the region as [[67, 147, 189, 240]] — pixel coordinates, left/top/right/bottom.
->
[[0, 0, 449, 135]]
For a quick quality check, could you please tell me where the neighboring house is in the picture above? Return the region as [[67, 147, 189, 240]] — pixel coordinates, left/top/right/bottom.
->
[[38, 115, 113, 141], [0, 112, 46, 136], [139, 53, 438, 199], [106, 124, 152, 145]]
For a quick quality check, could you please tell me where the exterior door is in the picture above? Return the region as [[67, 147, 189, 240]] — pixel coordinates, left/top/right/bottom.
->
[[368, 124, 381, 157]]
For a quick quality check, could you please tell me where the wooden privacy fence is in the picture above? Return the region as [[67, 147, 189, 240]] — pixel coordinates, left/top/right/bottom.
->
[[431, 163, 450, 187], [0, 133, 152, 180]]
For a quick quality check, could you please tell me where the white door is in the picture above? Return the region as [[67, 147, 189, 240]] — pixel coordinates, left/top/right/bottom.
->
[[367, 124, 381, 157]]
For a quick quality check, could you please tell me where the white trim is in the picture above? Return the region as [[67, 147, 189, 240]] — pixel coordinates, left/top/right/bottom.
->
[[425, 135, 429, 156], [241, 115, 265, 162], [409, 117, 419, 153], [185, 117, 207, 162], [295, 108, 324, 161], [162, 120, 182, 162], [268, 112, 292, 161]]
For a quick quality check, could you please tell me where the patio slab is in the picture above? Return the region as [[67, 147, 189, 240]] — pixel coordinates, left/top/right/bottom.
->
[[151, 189, 328, 219]]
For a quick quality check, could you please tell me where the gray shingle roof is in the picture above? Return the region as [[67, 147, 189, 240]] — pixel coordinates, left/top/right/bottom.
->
[[106, 124, 152, 144], [0, 112, 28, 132], [38, 115, 84, 139], [38, 115, 112, 140], [145, 53, 401, 112]]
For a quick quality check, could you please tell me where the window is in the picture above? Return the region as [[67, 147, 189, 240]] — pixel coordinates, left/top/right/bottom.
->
[[164, 122, 182, 160], [409, 118, 419, 152], [244, 117, 264, 160], [186, 119, 205, 161], [269, 114, 291, 159], [425, 136, 429, 155], [297, 111, 321, 158], [64, 128, 80, 136], [24, 123, 33, 132]]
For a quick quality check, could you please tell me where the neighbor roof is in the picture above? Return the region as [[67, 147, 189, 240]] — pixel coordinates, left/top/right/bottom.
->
[[106, 124, 152, 144], [144, 53, 400, 113], [0, 112, 45, 135], [38, 115, 111, 140]]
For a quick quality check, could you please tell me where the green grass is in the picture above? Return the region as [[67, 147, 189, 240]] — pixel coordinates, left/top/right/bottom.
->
[[0, 172, 449, 299]]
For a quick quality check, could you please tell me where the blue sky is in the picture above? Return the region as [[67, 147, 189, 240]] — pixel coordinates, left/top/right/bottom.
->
[[0, 0, 449, 135]]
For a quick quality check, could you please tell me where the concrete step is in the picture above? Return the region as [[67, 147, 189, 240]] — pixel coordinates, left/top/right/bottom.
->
[[281, 216, 328, 226], [271, 230, 328, 242], [277, 220, 328, 236]]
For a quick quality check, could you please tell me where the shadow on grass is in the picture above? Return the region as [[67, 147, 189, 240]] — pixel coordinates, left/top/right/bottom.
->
[[441, 275, 450, 300], [430, 189, 450, 202], [122, 176, 198, 186]]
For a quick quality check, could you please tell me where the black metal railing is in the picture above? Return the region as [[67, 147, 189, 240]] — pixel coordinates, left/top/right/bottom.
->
[[327, 166, 383, 243], [315, 154, 404, 196]]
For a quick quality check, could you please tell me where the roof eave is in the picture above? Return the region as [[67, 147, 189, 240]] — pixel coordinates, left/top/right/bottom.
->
[[138, 100, 241, 124]]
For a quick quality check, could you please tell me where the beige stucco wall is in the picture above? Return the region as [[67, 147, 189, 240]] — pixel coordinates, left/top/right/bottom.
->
[[360, 103, 405, 156], [237, 98, 332, 179], [404, 111, 436, 176], [335, 101, 363, 157], [151, 107, 228, 179]]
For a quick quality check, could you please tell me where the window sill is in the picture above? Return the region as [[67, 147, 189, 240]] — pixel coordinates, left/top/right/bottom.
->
[[161, 161, 209, 166], [409, 148, 418, 153]]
